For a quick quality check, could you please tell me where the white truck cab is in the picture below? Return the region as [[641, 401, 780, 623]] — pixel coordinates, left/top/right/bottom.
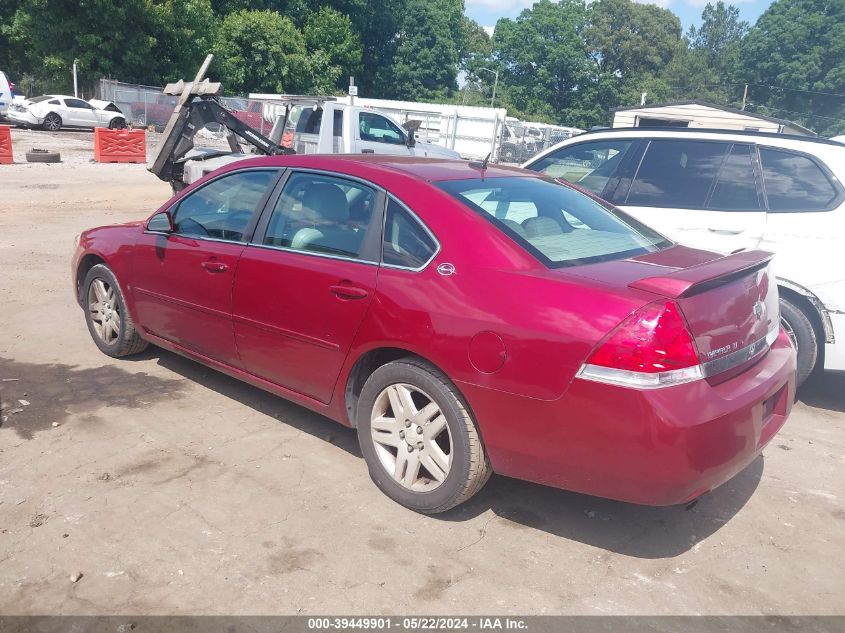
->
[[274, 100, 460, 160]]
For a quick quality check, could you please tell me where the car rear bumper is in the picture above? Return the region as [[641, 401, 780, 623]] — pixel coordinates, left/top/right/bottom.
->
[[6, 110, 38, 127], [460, 330, 796, 505]]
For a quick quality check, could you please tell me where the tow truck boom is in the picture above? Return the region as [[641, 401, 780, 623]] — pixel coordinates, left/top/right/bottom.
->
[[147, 54, 292, 190]]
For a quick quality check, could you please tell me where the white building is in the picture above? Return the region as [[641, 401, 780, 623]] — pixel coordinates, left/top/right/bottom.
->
[[611, 100, 814, 136]]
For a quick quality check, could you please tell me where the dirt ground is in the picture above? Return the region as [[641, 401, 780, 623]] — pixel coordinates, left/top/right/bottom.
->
[[0, 128, 843, 616]]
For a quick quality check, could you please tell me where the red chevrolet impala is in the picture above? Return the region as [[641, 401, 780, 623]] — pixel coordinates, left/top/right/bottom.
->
[[72, 155, 796, 513]]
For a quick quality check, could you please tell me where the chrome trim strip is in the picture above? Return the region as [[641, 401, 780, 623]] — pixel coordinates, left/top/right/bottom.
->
[[245, 242, 380, 266], [699, 325, 779, 378]]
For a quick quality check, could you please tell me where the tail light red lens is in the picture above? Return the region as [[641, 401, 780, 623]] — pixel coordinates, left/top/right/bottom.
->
[[578, 301, 703, 388], [588, 301, 700, 372]]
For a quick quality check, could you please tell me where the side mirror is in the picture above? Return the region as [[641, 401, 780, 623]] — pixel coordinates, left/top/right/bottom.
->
[[402, 120, 421, 148], [147, 210, 174, 233]]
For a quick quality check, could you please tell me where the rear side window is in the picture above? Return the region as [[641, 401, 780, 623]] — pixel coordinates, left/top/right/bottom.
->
[[626, 140, 728, 208], [529, 140, 632, 196], [760, 148, 839, 212], [709, 144, 762, 211], [382, 199, 438, 269]]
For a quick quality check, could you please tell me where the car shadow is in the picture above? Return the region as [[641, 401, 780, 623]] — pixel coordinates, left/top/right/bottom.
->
[[798, 369, 845, 414], [129, 347, 762, 558]]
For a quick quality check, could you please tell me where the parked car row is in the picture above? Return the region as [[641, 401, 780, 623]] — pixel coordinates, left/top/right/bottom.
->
[[73, 153, 796, 514], [525, 127, 845, 387]]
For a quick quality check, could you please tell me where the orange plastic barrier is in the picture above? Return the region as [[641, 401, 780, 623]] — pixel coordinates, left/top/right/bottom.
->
[[94, 127, 146, 164], [0, 125, 12, 164]]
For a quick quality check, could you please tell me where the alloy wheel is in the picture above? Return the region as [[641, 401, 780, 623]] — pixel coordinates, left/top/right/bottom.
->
[[781, 316, 798, 350], [44, 113, 61, 131], [87, 278, 121, 345], [370, 383, 452, 492]]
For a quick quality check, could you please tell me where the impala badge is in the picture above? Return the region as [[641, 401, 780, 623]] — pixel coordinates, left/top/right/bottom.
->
[[437, 263, 456, 276]]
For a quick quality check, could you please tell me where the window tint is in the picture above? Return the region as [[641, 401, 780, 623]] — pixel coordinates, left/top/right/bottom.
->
[[48, 99, 60, 105], [360, 112, 405, 144], [383, 200, 438, 269], [264, 173, 377, 260], [760, 148, 839, 211], [627, 140, 728, 208], [65, 98, 92, 109], [438, 177, 671, 267], [709, 144, 762, 211], [173, 170, 276, 242], [529, 140, 632, 196]]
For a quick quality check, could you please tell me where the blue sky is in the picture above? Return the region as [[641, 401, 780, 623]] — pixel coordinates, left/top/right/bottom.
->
[[464, 0, 771, 34]]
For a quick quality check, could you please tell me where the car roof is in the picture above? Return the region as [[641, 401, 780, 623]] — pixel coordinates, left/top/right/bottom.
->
[[233, 154, 540, 183], [566, 126, 845, 149]]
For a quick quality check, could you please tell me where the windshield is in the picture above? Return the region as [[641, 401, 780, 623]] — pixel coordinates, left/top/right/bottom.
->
[[437, 176, 672, 268], [29, 95, 52, 103]]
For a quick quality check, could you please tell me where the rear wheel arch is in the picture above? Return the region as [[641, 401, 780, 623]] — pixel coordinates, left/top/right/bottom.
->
[[344, 347, 472, 429], [778, 284, 826, 382], [777, 282, 828, 346]]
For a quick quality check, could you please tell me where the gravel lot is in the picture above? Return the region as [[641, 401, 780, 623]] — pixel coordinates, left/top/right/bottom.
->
[[0, 128, 843, 616]]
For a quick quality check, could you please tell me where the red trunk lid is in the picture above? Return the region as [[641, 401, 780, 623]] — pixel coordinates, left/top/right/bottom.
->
[[564, 247, 780, 373]]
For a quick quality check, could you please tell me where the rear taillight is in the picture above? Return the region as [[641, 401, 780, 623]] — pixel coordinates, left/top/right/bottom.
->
[[577, 301, 704, 389]]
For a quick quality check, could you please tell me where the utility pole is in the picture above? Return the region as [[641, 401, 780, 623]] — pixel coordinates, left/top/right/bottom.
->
[[73, 59, 78, 98], [741, 83, 749, 110], [349, 76, 357, 106], [477, 67, 499, 108]]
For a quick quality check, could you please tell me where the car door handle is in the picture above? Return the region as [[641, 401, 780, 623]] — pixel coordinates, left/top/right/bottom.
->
[[330, 284, 368, 300], [362, 149, 375, 154], [707, 227, 744, 235], [201, 260, 229, 273]]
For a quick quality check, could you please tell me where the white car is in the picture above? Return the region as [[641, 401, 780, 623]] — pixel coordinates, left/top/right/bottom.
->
[[524, 127, 845, 386], [6, 94, 126, 131], [0, 71, 13, 118]]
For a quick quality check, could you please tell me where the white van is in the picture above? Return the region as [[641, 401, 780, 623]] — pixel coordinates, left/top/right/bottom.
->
[[0, 71, 14, 118], [525, 128, 845, 386]]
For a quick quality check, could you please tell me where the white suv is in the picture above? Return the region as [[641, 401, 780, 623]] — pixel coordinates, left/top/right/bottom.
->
[[0, 71, 13, 118], [525, 128, 845, 386]]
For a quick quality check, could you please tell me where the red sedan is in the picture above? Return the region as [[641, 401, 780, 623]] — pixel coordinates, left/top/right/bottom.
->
[[72, 155, 796, 513]]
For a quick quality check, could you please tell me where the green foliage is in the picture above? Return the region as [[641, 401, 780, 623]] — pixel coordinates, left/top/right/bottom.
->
[[211, 9, 309, 94], [388, 0, 464, 101], [304, 7, 362, 91], [741, 0, 845, 135]]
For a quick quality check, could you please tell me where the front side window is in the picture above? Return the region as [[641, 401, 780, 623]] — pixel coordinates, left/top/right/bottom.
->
[[172, 170, 277, 242], [383, 199, 438, 269], [760, 148, 839, 212], [528, 140, 633, 196], [626, 140, 729, 208], [264, 172, 377, 260], [65, 98, 93, 109], [438, 176, 671, 268], [708, 144, 762, 211], [359, 112, 405, 145]]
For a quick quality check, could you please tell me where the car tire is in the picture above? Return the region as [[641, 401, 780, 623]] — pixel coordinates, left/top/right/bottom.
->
[[42, 112, 62, 132], [82, 264, 148, 358], [356, 357, 492, 514], [109, 117, 126, 130], [779, 296, 817, 388], [25, 149, 61, 163]]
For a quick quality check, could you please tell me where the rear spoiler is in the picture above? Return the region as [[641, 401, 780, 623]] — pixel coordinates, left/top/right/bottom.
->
[[629, 250, 774, 299]]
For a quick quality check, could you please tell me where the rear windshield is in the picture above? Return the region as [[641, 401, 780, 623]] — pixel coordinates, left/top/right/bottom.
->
[[437, 176, 672, 268], [29, 95, 52, 103]]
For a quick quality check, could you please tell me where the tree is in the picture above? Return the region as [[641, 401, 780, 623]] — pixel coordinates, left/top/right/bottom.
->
[[492, 0, 591, 123], [303, 7, 362, 92], [389, 0, 464, 101], [212, 9, 310, 95], [741, 0, 845, 135]]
